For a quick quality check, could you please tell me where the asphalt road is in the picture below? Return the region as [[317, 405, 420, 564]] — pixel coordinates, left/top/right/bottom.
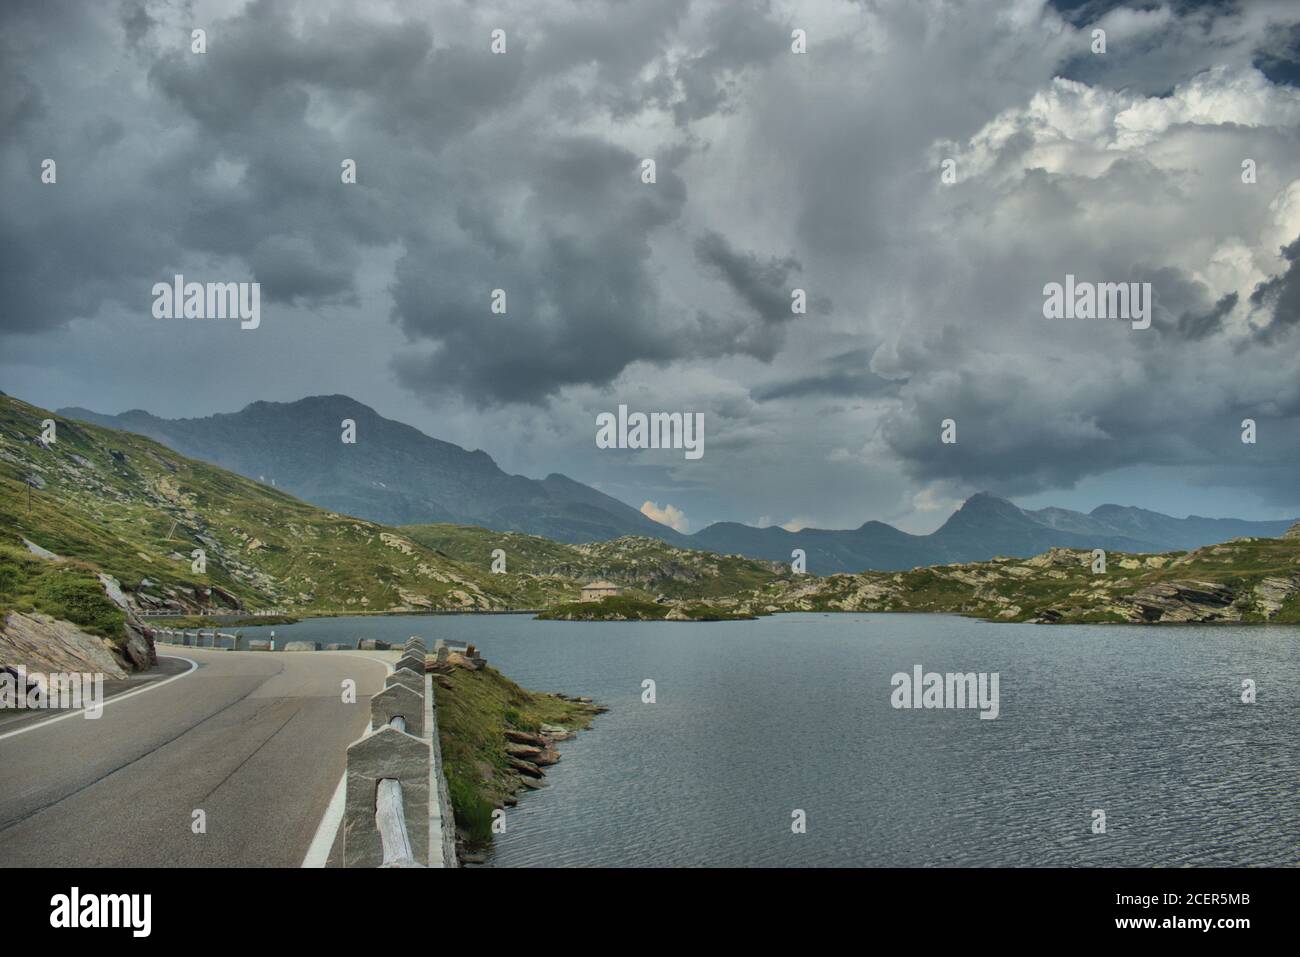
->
[[0, 648, 390, 867]]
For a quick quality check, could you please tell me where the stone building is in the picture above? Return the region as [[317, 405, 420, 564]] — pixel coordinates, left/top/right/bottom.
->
[[580, 580, 623, 602]]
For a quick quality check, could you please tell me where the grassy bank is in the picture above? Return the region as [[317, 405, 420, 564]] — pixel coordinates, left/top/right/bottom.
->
[[433, 665, 598, 849], [0, 543, 126, 642]]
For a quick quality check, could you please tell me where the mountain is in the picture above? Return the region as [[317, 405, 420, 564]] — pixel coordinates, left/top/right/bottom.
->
[[60, 396, 689, 546], [2, 394, 524, 614], [688, 493, 1295, 572], [60, 398, 1297, 574], [2, 394, 780, 618]]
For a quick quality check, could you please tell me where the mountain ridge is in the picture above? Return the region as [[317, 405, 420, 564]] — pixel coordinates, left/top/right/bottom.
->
[[60, 396, 1297, 572]]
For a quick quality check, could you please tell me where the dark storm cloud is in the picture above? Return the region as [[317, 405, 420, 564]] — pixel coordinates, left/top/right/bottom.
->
[[4, 0, 1300, 528], [752, 349, 902, 402], [693, 230, 816, 324], [1176, 291, 1239, 341], [1249, 235, 1300, 343]]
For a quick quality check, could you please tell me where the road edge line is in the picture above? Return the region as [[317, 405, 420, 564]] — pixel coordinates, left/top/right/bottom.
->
[[0, 654, 199, 742]]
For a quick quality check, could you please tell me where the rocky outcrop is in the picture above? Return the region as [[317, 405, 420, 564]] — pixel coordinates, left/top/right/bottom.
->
[[97, 574, 157, 670], [1252, 576, 1300, 619], [1121, 580, 1239, 623], [1, 611, 132, 678]]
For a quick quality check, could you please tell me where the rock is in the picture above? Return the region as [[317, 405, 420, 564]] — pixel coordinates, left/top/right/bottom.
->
[[507, 757, 545, 778], [538, 723, 569, 735], [357, 639, 391, 651], [505, 742, 545, 761], [505, 730, 548, 747], [324, 643, 349, 651], [532, 748, 561, 767], [283, 640, 321, 652], [121, 619, 157, 670], [1123, 580, 1239, 623], [517, 775, 548, 790], [1252, 576, 1300, 618], [1283, 522, 1300, 540], [445, 651, 478, 671], [23, 538, 61, 561], [0, 611, 129, 678], [432, 675, 454, 690], [246, 639, 273, 651]]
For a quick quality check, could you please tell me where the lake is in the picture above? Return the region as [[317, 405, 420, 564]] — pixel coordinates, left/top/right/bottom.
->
[[236, 612, 1299, 867]]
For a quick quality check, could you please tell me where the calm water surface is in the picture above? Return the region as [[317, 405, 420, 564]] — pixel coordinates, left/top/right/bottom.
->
[[240, 613, 1299, 867]]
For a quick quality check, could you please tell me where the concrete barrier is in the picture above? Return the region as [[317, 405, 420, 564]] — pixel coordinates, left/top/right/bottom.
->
[[345, 724, 430, 868], [371, 682, 424, 738], [283, 640, 321, 652], [395, 652, 425, 675], [343, 637, 456, 868], [388, 667, 424, 696], [246, 639, 273, 651]]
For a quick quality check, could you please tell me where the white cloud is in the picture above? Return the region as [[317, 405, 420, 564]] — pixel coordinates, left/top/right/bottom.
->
[[640, 500, 691, 533]]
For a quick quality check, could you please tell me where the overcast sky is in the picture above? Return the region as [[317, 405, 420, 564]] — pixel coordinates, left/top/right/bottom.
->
[[3, 0, 1299, 534]]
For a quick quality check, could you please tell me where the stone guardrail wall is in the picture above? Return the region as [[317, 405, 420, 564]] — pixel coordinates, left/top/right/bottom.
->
[[344, 636, 457, 868]]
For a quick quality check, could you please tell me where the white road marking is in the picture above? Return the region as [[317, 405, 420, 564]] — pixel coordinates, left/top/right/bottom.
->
[[0, 654, 199, 742]]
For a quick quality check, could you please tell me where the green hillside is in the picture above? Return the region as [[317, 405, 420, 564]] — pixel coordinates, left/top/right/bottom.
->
[[0, 394, 517, 615], [402, 524, 784, 605]]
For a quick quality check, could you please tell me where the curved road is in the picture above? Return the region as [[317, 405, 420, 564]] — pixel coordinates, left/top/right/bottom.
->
[[0, 648, 390, 867]]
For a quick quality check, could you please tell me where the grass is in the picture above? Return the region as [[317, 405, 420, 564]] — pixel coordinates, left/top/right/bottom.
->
[[433, 665, 596, 848], [0, 543, 125, 642]]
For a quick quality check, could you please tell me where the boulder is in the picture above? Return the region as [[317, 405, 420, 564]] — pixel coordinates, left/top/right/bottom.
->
[[507, 757, 544, 778], [283, 640, 321, 652], [531, 748, 561, 767], [357, 639, 391, 651], [505, 730, 548, 747]]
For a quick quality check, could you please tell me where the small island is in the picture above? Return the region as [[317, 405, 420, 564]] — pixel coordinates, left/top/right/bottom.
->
[[537, 594, 761, 622]]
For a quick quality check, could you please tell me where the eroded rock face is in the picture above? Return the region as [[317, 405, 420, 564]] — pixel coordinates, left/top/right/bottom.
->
[[1252, 576, 1300, 619], [121, 619, 157, 670], [0, 611, 130, 678], [1122, 580, 1239, 623]]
